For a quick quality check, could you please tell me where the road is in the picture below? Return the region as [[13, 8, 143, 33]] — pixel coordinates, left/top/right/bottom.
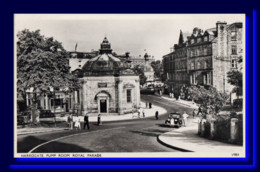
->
[[17, 94, 195, 153]]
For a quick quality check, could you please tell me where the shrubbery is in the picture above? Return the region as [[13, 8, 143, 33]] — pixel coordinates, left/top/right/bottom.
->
[[184, 85, 228, 113]]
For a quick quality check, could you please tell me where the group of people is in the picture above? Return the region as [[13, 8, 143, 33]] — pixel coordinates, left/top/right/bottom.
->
[[67, 113, 102, 130]]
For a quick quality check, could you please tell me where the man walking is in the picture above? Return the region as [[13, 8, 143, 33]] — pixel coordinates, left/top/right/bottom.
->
[[68, 114, 73, 130], [84, 113, 90, 130], [155, 111, 159, 120], [182, 111, 189, 127], [197, 106, 202, 116], [142, 108, 145, 118]]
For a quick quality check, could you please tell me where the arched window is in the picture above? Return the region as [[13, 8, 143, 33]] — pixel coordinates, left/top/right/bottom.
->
[[197, 62, 201, 69], [204, 61, 208, 69]]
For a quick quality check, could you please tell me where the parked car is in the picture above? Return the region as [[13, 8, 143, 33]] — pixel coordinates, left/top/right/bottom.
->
[[39, 110, 55, 118], [140, 85, 155, 94], [165, 112, 182, 127]]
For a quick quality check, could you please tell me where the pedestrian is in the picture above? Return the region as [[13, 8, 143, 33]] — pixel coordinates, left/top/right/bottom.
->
[[74, 115, 81, 130], [132, 106, 135, 118], [198, 112, 203, 123], [137, 109, 141, 118], [68, 114, 73, 130], [170, 117, 174, 127], [197, 106, 202, 116], [182, 111, 189, 127], [193, 109, 196, 118], [142, 108, 145, 118], [97, 114, 102, 126], [155, 111, 159, 120], [149, 102, 152, 109], [84, 113, 90, 130]]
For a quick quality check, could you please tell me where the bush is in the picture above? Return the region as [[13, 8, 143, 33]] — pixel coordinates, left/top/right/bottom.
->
[[185, 85, 228, 113]]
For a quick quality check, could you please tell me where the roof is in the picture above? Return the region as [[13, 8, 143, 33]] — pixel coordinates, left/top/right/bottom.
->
[[82, 53, 125, 76], [81, 37, 136, 77]]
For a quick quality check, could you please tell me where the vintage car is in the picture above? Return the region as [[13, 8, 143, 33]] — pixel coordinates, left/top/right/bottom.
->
[[140, 85, 155, 94], [165, 112, 182, 127], [39, 110, 55, 118]]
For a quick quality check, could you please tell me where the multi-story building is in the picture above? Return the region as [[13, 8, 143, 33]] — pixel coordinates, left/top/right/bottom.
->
[[162, 21, 243, 93]]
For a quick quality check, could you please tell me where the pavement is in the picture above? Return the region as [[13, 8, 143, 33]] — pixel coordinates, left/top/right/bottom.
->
[[157, 94, 199, 109], [17, 101, 167, 136], [157, 117, 244, 154]]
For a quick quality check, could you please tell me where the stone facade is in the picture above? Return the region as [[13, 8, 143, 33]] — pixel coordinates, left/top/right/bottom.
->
[[162, 21, 243, 93], [79, 75, 140, 115]]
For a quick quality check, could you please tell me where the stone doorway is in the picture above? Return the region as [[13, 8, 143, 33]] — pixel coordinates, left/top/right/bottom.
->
[[100, 99, 107, 113]]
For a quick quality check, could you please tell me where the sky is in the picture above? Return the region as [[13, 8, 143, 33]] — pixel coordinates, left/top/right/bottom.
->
[[15, 14, 245, 60]]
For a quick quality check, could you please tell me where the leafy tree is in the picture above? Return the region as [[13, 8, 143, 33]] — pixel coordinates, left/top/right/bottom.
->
[[227, 70, 243, 97], [227, 70, 242, 88], [132, 65, 147, 86], [185, 85, 228, 113], [17, 29, 79, 123], [151, 60, 162, 78]]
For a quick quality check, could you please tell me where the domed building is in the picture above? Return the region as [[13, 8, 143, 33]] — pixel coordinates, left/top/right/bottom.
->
[[78, 37, 140, 115]]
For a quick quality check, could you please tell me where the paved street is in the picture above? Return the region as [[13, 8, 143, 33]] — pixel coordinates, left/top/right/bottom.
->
[[17, 94, 195, 153]]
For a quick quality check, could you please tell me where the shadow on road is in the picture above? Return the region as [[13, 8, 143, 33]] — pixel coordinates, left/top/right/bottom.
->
[[17, 136, 93, 153]]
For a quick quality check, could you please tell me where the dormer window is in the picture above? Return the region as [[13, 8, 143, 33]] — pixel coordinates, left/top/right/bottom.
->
[[197, 38, 201, 43], [191, 39, 194, 44], [204, 36, 208, 42]]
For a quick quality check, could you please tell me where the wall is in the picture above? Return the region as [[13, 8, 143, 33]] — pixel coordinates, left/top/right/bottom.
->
[[80, 75, 140, 115]]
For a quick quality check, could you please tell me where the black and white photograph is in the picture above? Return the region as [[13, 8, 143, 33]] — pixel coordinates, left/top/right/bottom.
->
[[14, 14, 245, 158]]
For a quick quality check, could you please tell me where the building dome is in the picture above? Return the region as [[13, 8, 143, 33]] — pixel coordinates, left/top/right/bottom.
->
[[82, 37, 132, 76]]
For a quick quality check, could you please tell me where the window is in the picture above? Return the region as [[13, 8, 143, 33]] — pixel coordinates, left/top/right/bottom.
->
[[231, 31, 237, 41], [203, 74, 208, 85], [198, 38, 201, 43], [232, 45, 237, 55], [191, 50, 194, 57], [208, 73, 211, 85], [197, 49, 200, 56], [127, 89, 132, 103], [190, 62, 194, 70], [204, 36, 208, 42], [204, 48, 207, 55], [191, 39, 194, 44], [231, 59, 237, 68], [197, 62, 201, 69], [204, 61, 208, 69]]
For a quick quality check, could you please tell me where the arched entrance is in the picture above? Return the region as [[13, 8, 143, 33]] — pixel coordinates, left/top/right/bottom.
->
[[95, 91, 110, 114]]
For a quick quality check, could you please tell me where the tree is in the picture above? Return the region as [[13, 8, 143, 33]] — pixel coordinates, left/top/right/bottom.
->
[[132, 65, 147, 86], [17, 29, 80, 123], [227, 70, 243, 97], [151, 60, 162, 78], [185, 85, 228, 113]]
